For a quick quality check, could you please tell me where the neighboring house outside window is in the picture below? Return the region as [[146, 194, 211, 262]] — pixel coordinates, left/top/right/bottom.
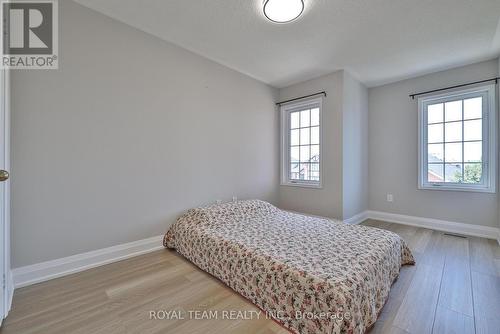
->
[[418, 84, 496, 192], [280, 97, 322, 188]]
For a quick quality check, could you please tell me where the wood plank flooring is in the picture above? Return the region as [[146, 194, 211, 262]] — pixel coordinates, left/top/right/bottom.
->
[[1, 220, 499, 334]]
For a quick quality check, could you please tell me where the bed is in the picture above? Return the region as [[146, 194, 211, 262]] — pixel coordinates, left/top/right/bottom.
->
[[164, 200, 415, 334]]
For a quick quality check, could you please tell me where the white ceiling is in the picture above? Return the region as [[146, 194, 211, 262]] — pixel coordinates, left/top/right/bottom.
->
[[75, 0, 500, 88]]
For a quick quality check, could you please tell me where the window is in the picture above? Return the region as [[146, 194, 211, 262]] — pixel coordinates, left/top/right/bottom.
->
[[418, 85, 496, 192], [280, 97, 322, 188]]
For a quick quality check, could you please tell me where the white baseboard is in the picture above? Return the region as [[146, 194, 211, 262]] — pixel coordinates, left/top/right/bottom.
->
[[6, 270, 13, 314], [10, 210, 500, 289], [1, 270, 14, 325], [13, 235, 164, 289], [343, 211, 369, 225], [305, 209, 498, 242], [365, 210, 499, 241]]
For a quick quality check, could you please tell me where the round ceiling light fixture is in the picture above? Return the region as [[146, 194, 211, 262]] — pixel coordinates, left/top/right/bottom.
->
[[263, 0, 304, 23]]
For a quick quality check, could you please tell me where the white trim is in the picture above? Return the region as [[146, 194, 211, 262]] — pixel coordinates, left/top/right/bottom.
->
[[0, 270, 12, 327], [280, 96, 323, 188], [5, 270, 12, 316], [365, 210, 499, 240], [343, 211, 369, 225], [12, 235, 164, 288], [417, 84, 497, 193], [8, 210, 500, 290], [0, 68, 10, 322], [296, 208, 499, 240]]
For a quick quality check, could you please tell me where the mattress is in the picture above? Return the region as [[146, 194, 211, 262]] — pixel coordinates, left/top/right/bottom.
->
[[164, 200, 415, 334]]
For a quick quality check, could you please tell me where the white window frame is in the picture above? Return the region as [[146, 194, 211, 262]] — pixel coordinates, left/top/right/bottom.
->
[[418, 84, 496, 193], [280, 97, 323, 188]]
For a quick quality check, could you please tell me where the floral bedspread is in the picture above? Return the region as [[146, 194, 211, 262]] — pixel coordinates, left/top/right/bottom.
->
[[164, 200, 414, 334]]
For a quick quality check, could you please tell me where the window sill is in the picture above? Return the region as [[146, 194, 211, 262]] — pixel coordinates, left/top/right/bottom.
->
[[418, 184, 495, 193], [281, 182, 323, 189]]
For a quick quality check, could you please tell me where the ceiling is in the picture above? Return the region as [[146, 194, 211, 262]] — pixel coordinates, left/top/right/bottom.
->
[[75, 0, 500, 88]]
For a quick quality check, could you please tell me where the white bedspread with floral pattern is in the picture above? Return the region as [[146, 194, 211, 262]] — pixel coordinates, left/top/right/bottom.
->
[[164, 200, 414, 334]]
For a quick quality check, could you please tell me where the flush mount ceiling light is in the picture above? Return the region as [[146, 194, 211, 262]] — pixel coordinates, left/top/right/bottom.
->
[[263, 0, 304, 23]]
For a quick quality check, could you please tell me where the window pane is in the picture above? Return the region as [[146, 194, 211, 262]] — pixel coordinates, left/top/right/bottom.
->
[[464, 141, 482, 162], [428, 143, 443, 162], [300, 146, 310, 162], [290, 163, 300, 180], [290, 129, 299, 146], [310, 145, 320, 162], [310, 163, 320, 181], [428, 123, 443, 143], [445, 122, 462, 142], [290, 112, 300, 129], [290, 147, 299, 162], [284, 101, 322, 186], [445, 163, 462, 183], [311, 108, 320, 126], [445, 143, 462, 163], [427, 103, 443, 123], [463, 163, 482, 184], [464, 97, 482, 120], [464, 120, 482, 141], [299, 163, 309, 180], [300, 128, 310, 145], [445, 100, 462, 122], [428, 163, 444, 182], [311, 126, 319, 144], [300, 109, 310, 127]]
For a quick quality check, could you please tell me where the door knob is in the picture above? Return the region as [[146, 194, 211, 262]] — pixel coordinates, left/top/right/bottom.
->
[[0, 170, 9, 182]]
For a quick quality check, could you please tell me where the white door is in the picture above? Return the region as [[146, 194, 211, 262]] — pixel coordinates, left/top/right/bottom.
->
[[0, 69, 10, 323]]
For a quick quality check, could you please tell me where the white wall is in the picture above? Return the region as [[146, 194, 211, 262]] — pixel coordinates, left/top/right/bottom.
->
[[342, 72, 369, 218], [278, 71, 368, 220], [278, 71, 344, 219], [10, 1, 278, 267], [368, 59, 498, 227]]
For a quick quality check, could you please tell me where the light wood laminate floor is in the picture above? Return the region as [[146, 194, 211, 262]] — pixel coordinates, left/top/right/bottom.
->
[[1, 220, 499, 334]]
